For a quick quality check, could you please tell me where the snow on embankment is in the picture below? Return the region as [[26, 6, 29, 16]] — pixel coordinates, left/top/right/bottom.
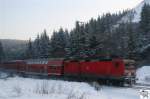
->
[[0, 71, 9, 79], [0, 77, 140, 99], [136, 66, 150, 84], [0, 77, 107, 99]]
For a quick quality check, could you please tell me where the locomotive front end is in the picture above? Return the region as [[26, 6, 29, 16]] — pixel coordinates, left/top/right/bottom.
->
[[123, 59, 136, 85]]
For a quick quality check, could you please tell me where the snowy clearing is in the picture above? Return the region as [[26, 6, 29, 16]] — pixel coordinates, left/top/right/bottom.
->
[[0, 76, 140, 99], [136, 66, 150, 84], [0, 65, 150, 99]]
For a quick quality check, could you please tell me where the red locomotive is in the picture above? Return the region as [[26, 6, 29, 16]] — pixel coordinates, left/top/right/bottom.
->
[[0, 57, 136, 86]]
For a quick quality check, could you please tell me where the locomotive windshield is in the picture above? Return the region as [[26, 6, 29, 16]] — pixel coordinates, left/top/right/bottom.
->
[[123, 59, 136, 81], [124, 59, 136, 69]]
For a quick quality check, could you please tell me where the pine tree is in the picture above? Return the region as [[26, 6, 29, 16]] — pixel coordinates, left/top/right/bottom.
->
[[39, 30, 51, 58], [112, 23, 127, 57], [50, 28, 69, 57], [88, 36, 101, 56], [26, 38, 34, 59], [138, 3, 150, 53], [67, 30, 78, 57], [126, 23, 136, 59], [33, 34, 41, 58], [0, 41, 4, 62], [68, 21, 87, 58], [140, 3, 150, 34]]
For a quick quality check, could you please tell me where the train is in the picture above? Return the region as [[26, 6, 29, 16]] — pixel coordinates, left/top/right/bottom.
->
[[0, 57, 136, 86]]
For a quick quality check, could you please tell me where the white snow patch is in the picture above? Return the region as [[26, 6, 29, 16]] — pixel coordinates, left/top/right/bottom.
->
[[132, 0, 150, 22], [0, 76, 140, 99], [0, 72, 8, 79], [120, 0, 150, 23], [137, 66, 150, 84]]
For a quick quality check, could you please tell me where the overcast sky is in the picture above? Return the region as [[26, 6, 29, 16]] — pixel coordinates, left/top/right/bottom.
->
[[0, 0, 143, 40]]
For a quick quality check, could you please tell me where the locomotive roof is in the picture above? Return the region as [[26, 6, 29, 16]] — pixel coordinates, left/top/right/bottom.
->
[[25, 59, 49, 64], [3, 60, 24, 63], [65, 57, 112, 61], [25, 58, 64, 65]]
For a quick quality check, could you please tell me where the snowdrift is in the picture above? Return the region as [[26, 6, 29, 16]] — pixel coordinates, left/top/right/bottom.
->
[[136, 66, 150, 84], [0, 76, 139, 99]]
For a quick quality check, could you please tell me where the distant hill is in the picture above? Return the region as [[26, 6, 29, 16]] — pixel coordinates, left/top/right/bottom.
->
[[0, 39, 28, 60], [120, 0, 150, 23], [1, 39, 27, 49]]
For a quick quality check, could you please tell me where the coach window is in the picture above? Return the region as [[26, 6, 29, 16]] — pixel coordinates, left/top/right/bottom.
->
[[51, 66, 57, 70]]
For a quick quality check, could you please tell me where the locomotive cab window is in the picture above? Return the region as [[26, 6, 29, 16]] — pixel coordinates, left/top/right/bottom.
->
[[49, 66, 58, 71]]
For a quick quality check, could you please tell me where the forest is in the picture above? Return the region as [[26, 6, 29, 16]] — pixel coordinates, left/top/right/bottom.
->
[[1, 4, 150, 65]]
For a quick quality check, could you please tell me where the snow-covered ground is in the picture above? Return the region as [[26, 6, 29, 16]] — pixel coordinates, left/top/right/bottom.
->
[[0, 66, 150, 99], [0, 76, 140, 99], [136, 66, 150, 84]]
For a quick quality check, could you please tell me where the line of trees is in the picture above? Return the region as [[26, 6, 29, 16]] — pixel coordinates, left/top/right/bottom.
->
[[2, 3, 150, 61], [139, 3, 150, 60], [25, 29, 69, 59], [26, 10, 138, 59]]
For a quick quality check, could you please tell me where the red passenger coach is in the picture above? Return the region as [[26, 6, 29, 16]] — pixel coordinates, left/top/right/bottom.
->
[[25, 59, 64, 76], [25, 59, 48, 75], [47, 59, 64, 76], [2, 60, 25, 72]]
